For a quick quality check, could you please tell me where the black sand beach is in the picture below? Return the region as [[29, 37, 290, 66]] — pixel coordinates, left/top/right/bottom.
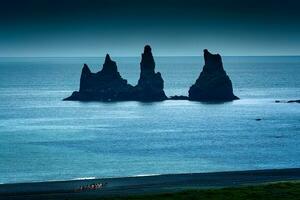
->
[[1, 168, 300, 200]]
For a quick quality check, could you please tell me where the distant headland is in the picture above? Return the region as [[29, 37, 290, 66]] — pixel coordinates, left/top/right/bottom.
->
[[64, 45, 238, 102]]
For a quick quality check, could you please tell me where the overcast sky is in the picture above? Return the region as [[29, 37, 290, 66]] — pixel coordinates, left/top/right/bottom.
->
[[1, 0, 300, 56]]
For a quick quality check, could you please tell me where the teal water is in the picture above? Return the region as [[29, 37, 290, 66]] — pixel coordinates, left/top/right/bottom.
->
[[0, 56, 299, 184]]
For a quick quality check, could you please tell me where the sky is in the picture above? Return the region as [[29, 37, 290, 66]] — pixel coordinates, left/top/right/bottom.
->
[[1, 0, 300, 57]]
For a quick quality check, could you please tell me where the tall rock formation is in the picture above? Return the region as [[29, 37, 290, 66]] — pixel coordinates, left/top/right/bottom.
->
[[188, 49, 238, 101], [65, 46, 239, 102], [64, 54, 134, 101], [133, 45, 167, 101]]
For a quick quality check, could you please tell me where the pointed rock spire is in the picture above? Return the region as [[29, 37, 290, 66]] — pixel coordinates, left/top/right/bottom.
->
[[65, 54, 134, 101], [105, 54, 112, 63], [134, 45, 167, 101], [79, 64, 91, 92], [140, 45, 155, 76], [188, 49, 238, 101], [203, 49, 224, 73], [82, 63, 91, 74], [101, 53, 118, 74]]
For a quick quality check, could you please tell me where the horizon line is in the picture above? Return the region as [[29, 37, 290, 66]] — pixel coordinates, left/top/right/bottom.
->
[[1, 55, 300, 58]]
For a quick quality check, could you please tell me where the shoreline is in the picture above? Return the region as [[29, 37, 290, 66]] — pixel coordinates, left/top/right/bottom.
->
[[1, 168, 300, 199]]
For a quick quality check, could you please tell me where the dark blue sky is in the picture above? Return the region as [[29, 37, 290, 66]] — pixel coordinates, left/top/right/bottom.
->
[[1, 0, 300, 56]]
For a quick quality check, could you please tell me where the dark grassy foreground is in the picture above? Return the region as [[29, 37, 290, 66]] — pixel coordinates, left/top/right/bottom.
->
[[97, 182, 300, 200]]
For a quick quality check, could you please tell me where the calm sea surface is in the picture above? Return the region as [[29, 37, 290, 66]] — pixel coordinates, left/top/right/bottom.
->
[[0, 56, 299, 184]]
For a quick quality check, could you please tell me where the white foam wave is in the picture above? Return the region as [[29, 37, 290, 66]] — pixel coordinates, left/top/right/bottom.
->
[[72, 177, 96, 180], [134, 174, 160, 177]]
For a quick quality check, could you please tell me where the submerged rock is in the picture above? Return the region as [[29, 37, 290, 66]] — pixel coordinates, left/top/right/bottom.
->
[[132, 45, 167, 101], [287, 100, 300, 103], [188, 49, 238, 101], [275, 100, 300, 103], [64, 54, 134, 101]]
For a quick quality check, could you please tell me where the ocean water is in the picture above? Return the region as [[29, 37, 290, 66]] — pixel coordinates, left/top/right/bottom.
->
[[0, 56, 299, 184]]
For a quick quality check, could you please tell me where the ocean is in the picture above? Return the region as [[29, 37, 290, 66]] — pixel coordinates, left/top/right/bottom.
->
[[0, 56, 299, 184]]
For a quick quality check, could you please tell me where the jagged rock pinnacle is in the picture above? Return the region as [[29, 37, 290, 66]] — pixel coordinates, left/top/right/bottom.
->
[[144, 45, 152, 53], [105, 54, 111, 63], [188, 49, 238, 101], [134, 45, 167, 101], [82, 64, 91, 74], [140, 45, 155, 76], [79, 64, 91, 92], [203, 49, 224, 73], [65, 45, 167, 102], [64, 54, 134, 101], [101, 54, 118, 74]]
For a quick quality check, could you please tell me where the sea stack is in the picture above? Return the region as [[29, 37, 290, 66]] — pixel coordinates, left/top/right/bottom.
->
[[64, 54, 134, 101], [188, 49, 238, 101], [133, 45, 167, 101]]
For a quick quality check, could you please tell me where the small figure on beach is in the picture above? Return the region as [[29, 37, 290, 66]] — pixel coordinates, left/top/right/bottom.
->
[[75, 182, 107, 192]]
